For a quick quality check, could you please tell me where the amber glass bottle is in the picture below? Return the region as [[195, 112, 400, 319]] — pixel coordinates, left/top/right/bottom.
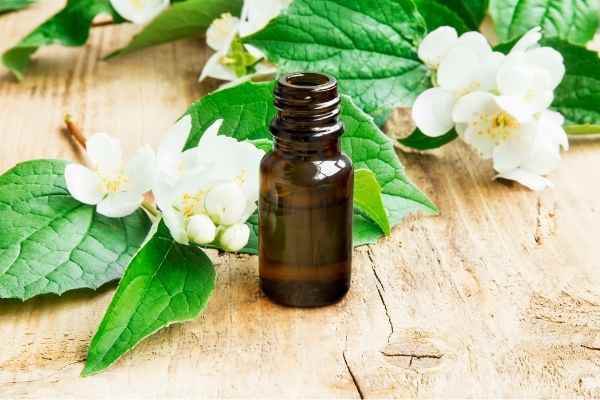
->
[[259, 72, 353, 307]]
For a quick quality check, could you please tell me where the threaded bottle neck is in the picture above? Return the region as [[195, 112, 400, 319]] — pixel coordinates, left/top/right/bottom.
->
[[271, 72, 343, 142]]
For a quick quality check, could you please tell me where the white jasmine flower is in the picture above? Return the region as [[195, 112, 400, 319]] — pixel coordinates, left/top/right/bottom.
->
[[154, 119, 264, 247], [199, 0, 290, 84], [110, 0, 169, 25], [219, 223, 251, 252], [65, 133, 156, 218], [413, 29, 505, 136], [453, 92, 537, 164], [413, 26, 568, 191], [454, 93, 567, 190]]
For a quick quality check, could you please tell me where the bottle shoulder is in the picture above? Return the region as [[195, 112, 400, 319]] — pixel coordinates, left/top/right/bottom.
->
[[261, 151, 353, 187]]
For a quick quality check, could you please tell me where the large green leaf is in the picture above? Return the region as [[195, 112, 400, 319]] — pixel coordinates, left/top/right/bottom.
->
[[0, 160, 151, 301], [183, 81, 437, 249], [546, 38, 600, 132], [490, 0, 599, 45], [416, 0, 489, 33], [244, 0, 431, 117], [399, 128, 459, 150], [82, 221, 216, 376], [0, 0, 35, 14], [106, 0, 242, 59], [1, 0, 123, 80]]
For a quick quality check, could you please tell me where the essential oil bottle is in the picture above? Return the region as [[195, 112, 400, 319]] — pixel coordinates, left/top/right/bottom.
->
[[259, 72, 353, 307]]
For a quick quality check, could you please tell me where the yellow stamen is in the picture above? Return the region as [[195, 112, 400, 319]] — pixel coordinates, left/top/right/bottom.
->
[[179, 191, 207, 218], [235, 169, 248, 185], [476, 112, 520, 145], [101, 174, 128, 194], [130, 0, 144, 9]]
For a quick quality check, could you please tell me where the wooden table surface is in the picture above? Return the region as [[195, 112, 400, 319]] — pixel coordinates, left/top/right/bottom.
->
[[2, 2, 600, 399]]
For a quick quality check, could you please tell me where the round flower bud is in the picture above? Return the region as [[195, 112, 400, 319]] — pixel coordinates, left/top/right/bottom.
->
[[204, 182, 247, 225], [219, 223, 250, 252], [187, 214, 217, 244]]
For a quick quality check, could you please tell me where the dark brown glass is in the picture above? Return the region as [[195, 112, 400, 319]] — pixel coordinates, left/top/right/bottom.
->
[[259, 72, 353, 307]]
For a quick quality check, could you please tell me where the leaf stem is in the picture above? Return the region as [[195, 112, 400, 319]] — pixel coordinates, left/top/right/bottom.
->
[[91, 19, 114, 28], [142, 193, 160, 220], [64, 114, 87, 149], [565, 124, 600, 136]]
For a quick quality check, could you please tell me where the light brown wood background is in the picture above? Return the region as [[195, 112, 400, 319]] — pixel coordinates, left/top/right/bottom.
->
[[1, 2, 600, 398]]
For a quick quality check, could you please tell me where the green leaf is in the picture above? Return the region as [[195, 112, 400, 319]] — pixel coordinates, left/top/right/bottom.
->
[[82, 221, 216, 376], [0, 0, 35, 14], [490, 0, 600, 45], [545, 38, 600, 127], [353, 169, 391, 236], [106, 0, 242, 59], [244, 0, 431, 117], [1, 0, 123, 80], [183, 81, 437, 248], [399, 128, 459, 150], [415, 0, 470, 34], [0, 160, 151, 301], [444, 0, 490, 29], [415, 0, 488, 33]]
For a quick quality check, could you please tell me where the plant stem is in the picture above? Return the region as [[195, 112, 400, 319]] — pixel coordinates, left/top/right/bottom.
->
[[64, 114, 87, 149]]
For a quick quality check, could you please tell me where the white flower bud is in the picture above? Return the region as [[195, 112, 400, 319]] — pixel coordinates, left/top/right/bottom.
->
[[187, 214, 217, 245], [219, 223, 250, 252], [204, 182, 247, 225]]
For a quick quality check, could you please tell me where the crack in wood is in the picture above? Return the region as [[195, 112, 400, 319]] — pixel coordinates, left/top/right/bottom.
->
[[582, 344, 600, 351], [343, 351, 364, 399], [366, 246, 394, 342]]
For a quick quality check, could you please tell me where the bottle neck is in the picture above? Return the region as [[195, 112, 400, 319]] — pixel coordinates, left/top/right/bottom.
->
[[270, 72, 343, 159], [274, 135, 341, 159]]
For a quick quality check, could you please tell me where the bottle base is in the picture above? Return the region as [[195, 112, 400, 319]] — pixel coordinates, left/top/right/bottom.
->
[[260, 277, 350, 308]]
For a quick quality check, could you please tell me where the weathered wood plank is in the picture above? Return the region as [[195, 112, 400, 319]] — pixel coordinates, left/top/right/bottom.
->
[[1, 2, 600, 398]]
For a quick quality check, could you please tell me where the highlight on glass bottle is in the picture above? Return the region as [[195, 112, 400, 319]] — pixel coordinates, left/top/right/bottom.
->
[[259, 72, 353, 307]]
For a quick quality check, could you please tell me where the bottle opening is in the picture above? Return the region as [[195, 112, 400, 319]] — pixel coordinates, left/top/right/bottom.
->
[[273, 72, 340, 112], [282, 72, 335, 90]]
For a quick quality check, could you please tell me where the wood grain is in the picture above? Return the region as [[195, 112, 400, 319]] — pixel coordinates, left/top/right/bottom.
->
[[1, 3, 600, 398]]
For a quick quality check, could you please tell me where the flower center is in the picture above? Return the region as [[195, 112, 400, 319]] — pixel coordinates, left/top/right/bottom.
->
[[220, 36, 258, 77], [456, 81, 481, 98], [130, 0, 144, 9], [101, 174, 128, 194], [235, 169, 248, 185], [179, 191, 206, 218], [473, 111, 520, 145]]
